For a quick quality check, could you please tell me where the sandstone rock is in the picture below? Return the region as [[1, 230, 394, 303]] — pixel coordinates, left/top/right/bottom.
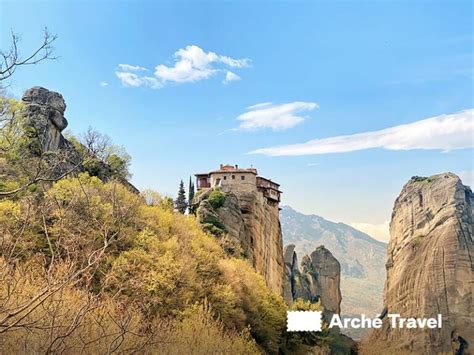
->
[[196, 188, 285, 295], [308, 246, 342, 316], [283, 244, 342, 317], [284, 244, 298, 269], [196, 191, 251, 257], [299, 246, 342, 317], [283, 244, 298, 304], [370, 173, 473, 354]]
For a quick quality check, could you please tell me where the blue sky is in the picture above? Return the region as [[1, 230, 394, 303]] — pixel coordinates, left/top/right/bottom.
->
[[1, 0, 472, 241]]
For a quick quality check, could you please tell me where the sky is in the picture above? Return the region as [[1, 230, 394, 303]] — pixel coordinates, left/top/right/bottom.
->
[[1, 0, 473, 241]]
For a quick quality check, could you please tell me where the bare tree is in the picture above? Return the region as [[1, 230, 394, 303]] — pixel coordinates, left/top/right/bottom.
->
[[81, 127, 113, 160], [0, 27, 57, 86]]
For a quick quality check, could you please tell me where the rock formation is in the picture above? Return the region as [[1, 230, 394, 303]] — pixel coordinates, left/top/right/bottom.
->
[[302, 246, 342, 316], [283, 244, 299, 304], [23, 87, 68, 151], [22, 87, 81, 169], [196, 187, 285, 296], [370, 173, 473, 354], [284, 244, 342, 318], [21, 87, 138, 192]]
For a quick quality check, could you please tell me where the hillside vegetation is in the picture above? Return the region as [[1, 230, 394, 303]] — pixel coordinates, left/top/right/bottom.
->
[[0, 96, 342, 353]]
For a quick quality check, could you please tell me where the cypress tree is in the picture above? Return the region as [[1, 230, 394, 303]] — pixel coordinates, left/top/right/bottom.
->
[[188, 176, 195, 214], [174, 180, 187, 214]]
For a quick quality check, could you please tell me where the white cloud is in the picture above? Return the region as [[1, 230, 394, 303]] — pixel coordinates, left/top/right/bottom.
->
[[251, 109, 474, 155], [115, 45, 250, 89], [349, 221, 390, 242], [234, 101, 318, 131], [458, 170, 474, 187], [115, 72, 162, 89], [99, 81, 109, 87], [118, 64, 147, 71], [223, 71, 241, 84], [247, 102, 273, 110]]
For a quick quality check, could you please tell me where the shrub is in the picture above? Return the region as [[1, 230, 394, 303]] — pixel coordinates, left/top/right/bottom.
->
[[411, 176, 433, 184], [141, 189, 174, 211], [219, 258, 287, 353], [411, 234, 425, 247], [0, 258, 259, 354], [206, 189, 226, 209], [201, 222, 226, 236], [200, 214, 227, 236]]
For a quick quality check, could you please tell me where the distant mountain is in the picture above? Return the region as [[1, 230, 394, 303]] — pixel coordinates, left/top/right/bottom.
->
[[280, 206, 387, 338]]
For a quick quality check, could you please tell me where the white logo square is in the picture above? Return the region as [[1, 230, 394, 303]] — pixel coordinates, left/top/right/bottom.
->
[[287, 311, 323, 332]]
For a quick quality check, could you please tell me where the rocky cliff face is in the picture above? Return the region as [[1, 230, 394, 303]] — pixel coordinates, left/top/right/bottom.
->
[[196, 188, 285, 295], [371, 173, 473, 354], [284, 244, 342, 317]]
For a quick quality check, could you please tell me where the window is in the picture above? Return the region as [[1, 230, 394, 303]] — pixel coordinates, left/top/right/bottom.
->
[[223, 176, 227, 180], [241, 175, 245, 180], [232, 175, 235, 180]]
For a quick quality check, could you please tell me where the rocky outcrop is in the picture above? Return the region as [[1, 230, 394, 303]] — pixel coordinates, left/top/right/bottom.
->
[[284, 244, 342, 317], [21, 87, 138, 192], [196, 188, 285, 295], [22, 87, 81, 173], [302, 246, 342, 316], [370, 173, 473, 354], [283, 244, 299, 304], [23, 87, 69, 152]]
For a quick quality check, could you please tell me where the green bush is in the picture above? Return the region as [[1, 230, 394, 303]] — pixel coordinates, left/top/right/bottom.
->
[[411, 234, 425, 247], [206, 189, 226, 209], [201, 215, 227, 236], [412, 176, 433, 184], [219, 259, 287, 353], [201, 222, 226, 236]]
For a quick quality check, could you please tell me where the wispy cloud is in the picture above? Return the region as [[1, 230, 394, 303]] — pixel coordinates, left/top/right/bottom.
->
[[115, 72, 162, 89], [234, 101, 318, 131], [349, 221, 390, 242], [223, 71, 241, 84], [115, 45, 250, 89], [99, 81, 109, 87], [250, 109, 473, 156], [117, 64, 147, 72]]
